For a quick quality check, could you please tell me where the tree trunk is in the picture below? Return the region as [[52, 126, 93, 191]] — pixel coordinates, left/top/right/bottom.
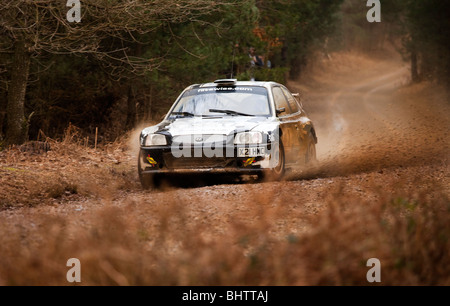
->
[[411, 45, 420, 83], [289, 56, 304, 80], [125, 85, 137, 130], [5, 40, 31, 146], [0, 105, 5, 141]]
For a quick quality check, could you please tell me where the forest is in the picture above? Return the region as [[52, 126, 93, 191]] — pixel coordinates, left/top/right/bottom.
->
[[0, 0, 449, 147], [0, 0, 449, 287]]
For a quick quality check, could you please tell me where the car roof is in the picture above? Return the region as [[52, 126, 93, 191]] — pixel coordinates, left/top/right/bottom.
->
[[191, 80, 279, 89]]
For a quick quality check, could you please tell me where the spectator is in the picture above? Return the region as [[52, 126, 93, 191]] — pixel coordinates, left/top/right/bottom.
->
[[249, 47, 264, 67]]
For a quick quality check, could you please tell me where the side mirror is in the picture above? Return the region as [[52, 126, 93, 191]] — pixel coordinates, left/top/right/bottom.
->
[[276, 107, 286, 115]]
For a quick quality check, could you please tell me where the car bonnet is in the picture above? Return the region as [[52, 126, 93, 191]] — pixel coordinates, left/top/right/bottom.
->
[[159, 116, 274, 136]]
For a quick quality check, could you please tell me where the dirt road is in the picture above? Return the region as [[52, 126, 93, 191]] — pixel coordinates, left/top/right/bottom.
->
[[0, 52, 448, 285]]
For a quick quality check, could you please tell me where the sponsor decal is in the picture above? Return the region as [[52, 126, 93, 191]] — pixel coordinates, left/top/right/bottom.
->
[[243, 157, 256, 167], [146, 155, 158, 167]]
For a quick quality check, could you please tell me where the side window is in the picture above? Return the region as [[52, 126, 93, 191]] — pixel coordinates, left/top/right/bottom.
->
[[272, 87, 292, 116], [281, 87, 300, 114]]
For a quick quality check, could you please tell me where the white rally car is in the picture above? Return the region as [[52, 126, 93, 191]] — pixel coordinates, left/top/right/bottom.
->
[[138, 79, 317, 188]]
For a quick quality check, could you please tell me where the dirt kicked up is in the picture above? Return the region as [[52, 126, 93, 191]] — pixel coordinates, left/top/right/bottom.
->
[[288, 52, 449, 179], [0, 52, 449, 286]]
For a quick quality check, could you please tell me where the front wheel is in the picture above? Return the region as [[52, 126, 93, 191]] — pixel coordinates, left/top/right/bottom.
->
[[259, 141, 285, 181]]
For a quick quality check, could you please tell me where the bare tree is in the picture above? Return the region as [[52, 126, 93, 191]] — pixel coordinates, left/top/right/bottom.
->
[[0, 0, 230, 145]]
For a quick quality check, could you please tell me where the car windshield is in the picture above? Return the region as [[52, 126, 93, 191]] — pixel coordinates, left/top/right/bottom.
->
[[170, 86, 271, 117]]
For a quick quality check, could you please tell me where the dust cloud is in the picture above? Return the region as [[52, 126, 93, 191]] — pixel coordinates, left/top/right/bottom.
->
[[288, 52, 449, 179]]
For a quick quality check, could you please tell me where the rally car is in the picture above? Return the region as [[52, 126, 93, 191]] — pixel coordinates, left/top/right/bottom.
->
[[138, 79, 317, 188]]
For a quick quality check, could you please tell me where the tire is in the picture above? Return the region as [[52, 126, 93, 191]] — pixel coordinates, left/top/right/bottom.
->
[[305, 132, 317, 165], [260, 140, 285, 181]]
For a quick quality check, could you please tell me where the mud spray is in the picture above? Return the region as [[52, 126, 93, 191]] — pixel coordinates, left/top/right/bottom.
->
[[287, 52, 449, 179]]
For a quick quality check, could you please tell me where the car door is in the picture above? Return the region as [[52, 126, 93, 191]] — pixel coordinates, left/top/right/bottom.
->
[[272, 86, 296, 163], [281, 86, 313, 163]]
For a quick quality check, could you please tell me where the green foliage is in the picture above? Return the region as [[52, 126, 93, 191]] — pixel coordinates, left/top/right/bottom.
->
[[0, 0, 344, 141], [405, 0, 450, 83], [257, 0, 344, 79], [237, 67, 289, 84]]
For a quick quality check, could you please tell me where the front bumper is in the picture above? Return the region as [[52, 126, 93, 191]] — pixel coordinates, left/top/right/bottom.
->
[[139, 144, 273, 174]]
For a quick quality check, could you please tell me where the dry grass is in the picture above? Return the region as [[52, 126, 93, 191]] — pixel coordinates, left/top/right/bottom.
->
[[0, 151, 448, 285], [0, 124, 137, 210]]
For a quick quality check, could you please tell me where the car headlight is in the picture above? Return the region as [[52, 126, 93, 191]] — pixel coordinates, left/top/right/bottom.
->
[[234, 132, 263, 145], [144, 134, 167, 146]]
